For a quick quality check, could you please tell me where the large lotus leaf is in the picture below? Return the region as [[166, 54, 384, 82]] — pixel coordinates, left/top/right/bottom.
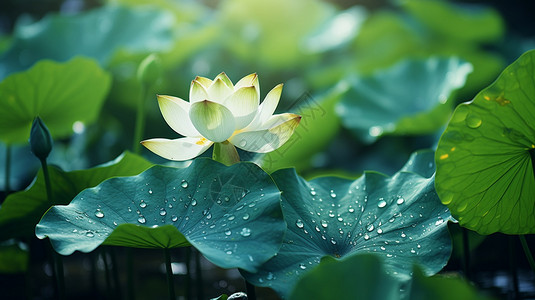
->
[[36, 159, 285, 273], [435, 49, 535, 235], [242, 151, 453, 298], [290, 253, 491, 300], [336, 57, 472, 143], [350, 9, 503, 95], [289, 254, 399, 300], [402, 0, 504, 43], [259, 83, 344, 173], [0, 57, 111, 144], [0, 4, 174, 79], [0, 152, 152, 241], [408, 267, 494, 300]]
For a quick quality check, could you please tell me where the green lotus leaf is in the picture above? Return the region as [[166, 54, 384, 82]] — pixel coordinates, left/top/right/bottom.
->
[[0, 240, 29, 273], [409, 267, 494, 300], [402, 0, 504, 43], [35, 159, 285, 272], [336, 57, 472, 143], [242, 151, 453, 298], [289, 254, 399, 300], [259, 83, 344, 173], [289, 253, 491, 300], [0, 4, 174, 79], [0, 57, 111, 144], [435, 49, 535, 234], [0, 152, 152, 241]]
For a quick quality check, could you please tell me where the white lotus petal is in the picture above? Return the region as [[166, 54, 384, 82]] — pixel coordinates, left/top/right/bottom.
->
[[190, 80, 209, 103], [141, 137, 213, 161], [235, 73, 259, 93], [248, 83, 283, 129], [207, 78, 233, 103], [223, 86, 260, 130], [214, 72, 234, 89], [189, 100, 236, 142], [157, 95, 199, 137], [229, 113, 301, 153], [194, 76, 212, 88]]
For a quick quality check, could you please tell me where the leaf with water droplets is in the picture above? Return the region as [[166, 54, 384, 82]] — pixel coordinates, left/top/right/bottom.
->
[[35, 158, 285, 272], [0, 152, 152, 241], [435, 49, 535, 234], [336, 57, 472, 143], [241, 151, 453, 298]]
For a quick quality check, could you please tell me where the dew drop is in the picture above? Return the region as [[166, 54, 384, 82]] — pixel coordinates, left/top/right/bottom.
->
[[299, 263, 307, 270], [171, 215, 178, 222], [159, 208, 167, 216], [328, 212, 335, 218], [396, 197, 405, 205], [181, 180, 189, 188], [348, 207, 355, 213], [466, 115, 482, 129], [378, 199, 387, 208], [380, 246, 386, 251], [377, 228, 383, 234], [94, 209, 104, 218], [225, 230, 232, 236], [191, 199, 197, 206], [366, 224, 374, 232], [228, 215, 235, 221], [315, 226, 321, 232], [410, 249, 416, 254], [226, 250, 232, 255], [148, 189, 153, 194], [137, 216, 146, 224], [139, 200, 147, 208], [386, 254, 393, 258], [242, 213, 250, 220], [86, 231, 94, 238], [364, 234, 370, 240], [401, 233, 406, 238], [321, 220, 328, 228], [240, 228, 251, 237], [330, 190, 337, 198], [330, 239, 337, 245], [310, 188, 317, 196], [296, 220, 304, 229], [206, 213, 212, 220], [435, 218, 444, 226]]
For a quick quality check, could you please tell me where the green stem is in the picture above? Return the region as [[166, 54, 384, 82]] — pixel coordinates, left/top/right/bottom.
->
[[133, 84, 150, 154], [245, 280, 257, 300], [519, 235, 535, 273], [195, 250, 203, 300], [41, 157, 64, 298], [110, 247, 123, 300], [164, 248, 176, 300], [509, 236, 520, 298], [54, 250, 65, 299], [461, 227, 471, 280], [127, 248, 135, 300], [212, 141, 240, 165], [4, 144, 11, 195], [102, 249, 112, 297], [185, 247, 192, 300], [40, 159, 53, 204]]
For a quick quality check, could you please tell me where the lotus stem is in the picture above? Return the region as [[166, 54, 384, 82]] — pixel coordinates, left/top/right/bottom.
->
[[245, 280, 257, 300], [164, 248, 176, 300], [185, 247, 192, 300], [461, 227, 471, 280], [519, 235, 535, 274], [195, 250, 204, 300], [509, 236, 520, 298]]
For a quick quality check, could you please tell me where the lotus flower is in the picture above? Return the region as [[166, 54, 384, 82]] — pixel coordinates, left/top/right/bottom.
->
[[141, 72, 301, 163]]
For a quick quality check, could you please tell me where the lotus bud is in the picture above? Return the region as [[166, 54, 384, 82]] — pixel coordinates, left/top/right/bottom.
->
[[30, 116, 53, 161]]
